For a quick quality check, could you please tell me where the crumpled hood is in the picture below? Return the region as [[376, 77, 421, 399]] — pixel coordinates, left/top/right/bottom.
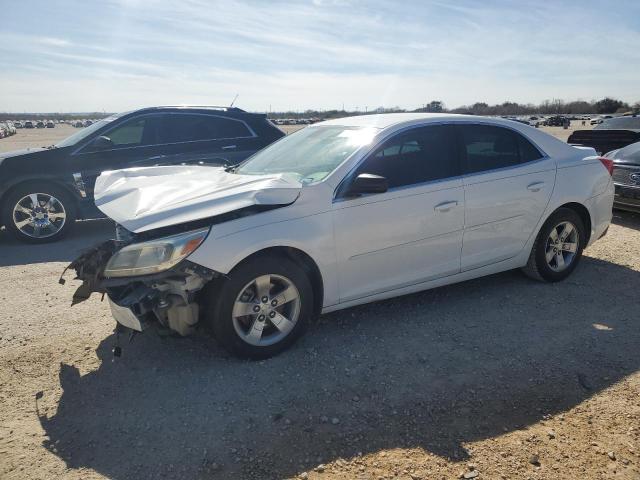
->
[[94, 165, 302, 233]]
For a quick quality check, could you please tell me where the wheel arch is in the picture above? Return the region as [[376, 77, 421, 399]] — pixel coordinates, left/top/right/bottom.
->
[[226, 246, 324, 318], [0, 177, 80, 223], [554, 202, 592, 245]]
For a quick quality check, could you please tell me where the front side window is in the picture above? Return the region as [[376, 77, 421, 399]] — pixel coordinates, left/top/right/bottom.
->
[[108, 118, 146, 146], [162, 114, 252, 143], [354, 125, 459, 189], [236, 126, 378, 183], [460, 124, 542, 174], [55, 113, 123, 148]]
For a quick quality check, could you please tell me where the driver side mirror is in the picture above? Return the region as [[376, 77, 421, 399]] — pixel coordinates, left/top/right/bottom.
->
[[345, 173, 388, 197], [89, 135, 113, 150]]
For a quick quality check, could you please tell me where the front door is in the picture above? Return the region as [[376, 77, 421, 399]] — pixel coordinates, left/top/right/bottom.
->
[[69, 114, 166, 200], [332, 125, 464, 302]]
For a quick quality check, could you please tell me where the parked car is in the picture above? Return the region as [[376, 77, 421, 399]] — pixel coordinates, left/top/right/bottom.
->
[[543, 116, 568, 127], [35, 120, 45, 128], [73, 120, 84, 128], [568, 115, 640, 155], [24, 120, 34, 129], [0, 106, 285, 243], [603, 140, 640, 212], [3, 122, 16, 136], [14, 121, 23, 129], [46, 120, 55, 128], [0, 124, 6, 139], [67, 113, 614, 359]]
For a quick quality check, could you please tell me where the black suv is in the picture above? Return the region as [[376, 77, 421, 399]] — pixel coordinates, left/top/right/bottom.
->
[[0, 106, 284, 243]]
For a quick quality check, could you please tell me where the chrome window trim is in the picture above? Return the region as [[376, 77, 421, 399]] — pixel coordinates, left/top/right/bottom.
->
[[71, 112, 256, 156], [332, 120, 550, 202]]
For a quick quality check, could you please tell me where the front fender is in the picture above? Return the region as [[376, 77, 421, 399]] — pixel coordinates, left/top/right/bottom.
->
[[187, 210, 339, 308]]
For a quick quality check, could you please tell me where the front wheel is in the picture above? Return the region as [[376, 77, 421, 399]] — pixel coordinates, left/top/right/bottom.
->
[[522, 208, 586, 282], [205, 255, 314, 359], [3, 183, 76, 243]]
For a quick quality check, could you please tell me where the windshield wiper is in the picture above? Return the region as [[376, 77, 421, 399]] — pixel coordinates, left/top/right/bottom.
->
[[224, 161, 241, 173]]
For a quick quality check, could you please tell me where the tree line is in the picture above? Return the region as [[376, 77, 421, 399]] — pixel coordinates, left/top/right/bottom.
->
[[272, 97, 639, 120], [410, 98, 638, 115]]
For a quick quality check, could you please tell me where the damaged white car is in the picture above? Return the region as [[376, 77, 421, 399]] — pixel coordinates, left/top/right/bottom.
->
[[65, 114, 614, 358]]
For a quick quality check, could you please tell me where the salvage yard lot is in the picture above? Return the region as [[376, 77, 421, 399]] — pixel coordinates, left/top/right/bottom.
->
[[1, 126, 639, 480]]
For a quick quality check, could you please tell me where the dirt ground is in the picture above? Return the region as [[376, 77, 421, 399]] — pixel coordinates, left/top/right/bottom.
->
[[1, 122, 639, 480]]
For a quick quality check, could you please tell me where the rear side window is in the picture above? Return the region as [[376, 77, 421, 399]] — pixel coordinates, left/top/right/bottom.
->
[[355, 125, 459, 189], [161, 114, 253, 143], [459, 125, 542, 174]]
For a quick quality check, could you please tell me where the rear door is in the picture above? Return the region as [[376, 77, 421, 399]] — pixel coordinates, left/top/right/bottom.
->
[[457, 124, 556, 270], [156, 113, 261, 166], [332, 125, 464, 301]]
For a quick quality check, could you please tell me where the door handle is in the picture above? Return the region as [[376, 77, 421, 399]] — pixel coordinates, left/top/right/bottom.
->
[[527, 181, 545, 192], [434, 201, 458, 212], [221, 145, 237, 150]]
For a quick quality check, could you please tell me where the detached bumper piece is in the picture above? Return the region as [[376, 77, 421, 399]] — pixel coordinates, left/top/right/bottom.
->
[[59, 240, 118, 305], [63, 241, 219, 337]]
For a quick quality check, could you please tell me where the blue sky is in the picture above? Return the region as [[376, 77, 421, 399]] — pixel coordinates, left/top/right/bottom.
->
[[1, 0, 639, 112]]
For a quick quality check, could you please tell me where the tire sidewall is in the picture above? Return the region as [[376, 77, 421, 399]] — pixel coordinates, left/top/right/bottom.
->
[[3, 182, 76, 243], [534, 208, 585, 282], [208, 255, 314, 359]]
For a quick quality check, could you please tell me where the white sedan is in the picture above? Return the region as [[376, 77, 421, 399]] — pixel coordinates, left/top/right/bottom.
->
[[69, 113, 614, 358]]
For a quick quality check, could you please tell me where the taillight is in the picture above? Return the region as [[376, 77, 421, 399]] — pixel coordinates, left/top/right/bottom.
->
[[598, 157, 614, 176]]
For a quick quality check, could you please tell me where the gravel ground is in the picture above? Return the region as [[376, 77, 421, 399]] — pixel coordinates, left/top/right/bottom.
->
[[1, 124, 639, 480]]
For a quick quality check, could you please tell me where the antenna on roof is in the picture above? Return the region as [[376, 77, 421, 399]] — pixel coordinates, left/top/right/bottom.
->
[[230, 94, 239, 108]]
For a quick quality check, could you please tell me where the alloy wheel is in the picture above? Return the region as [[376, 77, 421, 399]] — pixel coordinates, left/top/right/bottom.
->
[[545, 221, 579, 272], [232, 274, 301, 347], [12, 193, 67, 239]]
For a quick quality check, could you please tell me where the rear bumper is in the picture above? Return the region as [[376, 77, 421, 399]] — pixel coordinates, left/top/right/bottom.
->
[[614, 184, 640, 212], [586, 182, 614, 247]]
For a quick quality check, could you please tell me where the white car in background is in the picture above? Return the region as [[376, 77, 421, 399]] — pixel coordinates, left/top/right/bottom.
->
[[69, 113, 614, 358]]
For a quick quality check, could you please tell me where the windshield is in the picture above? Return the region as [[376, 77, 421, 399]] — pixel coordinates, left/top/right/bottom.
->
[[594, 117, 640, 130], [55, 113, 124, 147], [236, 125, 379, 183]]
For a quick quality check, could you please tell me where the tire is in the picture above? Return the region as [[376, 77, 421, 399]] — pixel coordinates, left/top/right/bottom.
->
[[522, 207, 586, 282], [3, 182, 76, 243], [205, 255, 313, 359]]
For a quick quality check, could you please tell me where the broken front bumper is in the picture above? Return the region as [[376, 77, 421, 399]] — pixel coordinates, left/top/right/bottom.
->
[[63, 239, 220, 336], [108, 297, 145, 331]]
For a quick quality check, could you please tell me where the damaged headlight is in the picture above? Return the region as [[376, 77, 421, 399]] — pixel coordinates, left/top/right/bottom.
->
[[103, 227, 210, 278]]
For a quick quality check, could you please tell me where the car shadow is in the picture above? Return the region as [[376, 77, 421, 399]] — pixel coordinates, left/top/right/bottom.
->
[[38, 254, 640, 479], [0, 219, 113, 267]]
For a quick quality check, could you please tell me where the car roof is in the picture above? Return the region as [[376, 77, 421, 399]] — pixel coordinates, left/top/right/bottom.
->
[[318, 113, 463, 129], [316, 112, 547, 131], [318, 112, 578, 159], [134, 105, 248, 114]]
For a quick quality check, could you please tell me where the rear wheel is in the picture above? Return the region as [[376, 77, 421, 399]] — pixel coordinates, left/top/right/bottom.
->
[[522, 208, 585, 282], [3, 183, 76, 243], [206, 255, 313, 359]]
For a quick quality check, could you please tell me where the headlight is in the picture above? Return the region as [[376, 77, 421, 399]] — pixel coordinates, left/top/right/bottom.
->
[[104, 227, 210, 278]]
